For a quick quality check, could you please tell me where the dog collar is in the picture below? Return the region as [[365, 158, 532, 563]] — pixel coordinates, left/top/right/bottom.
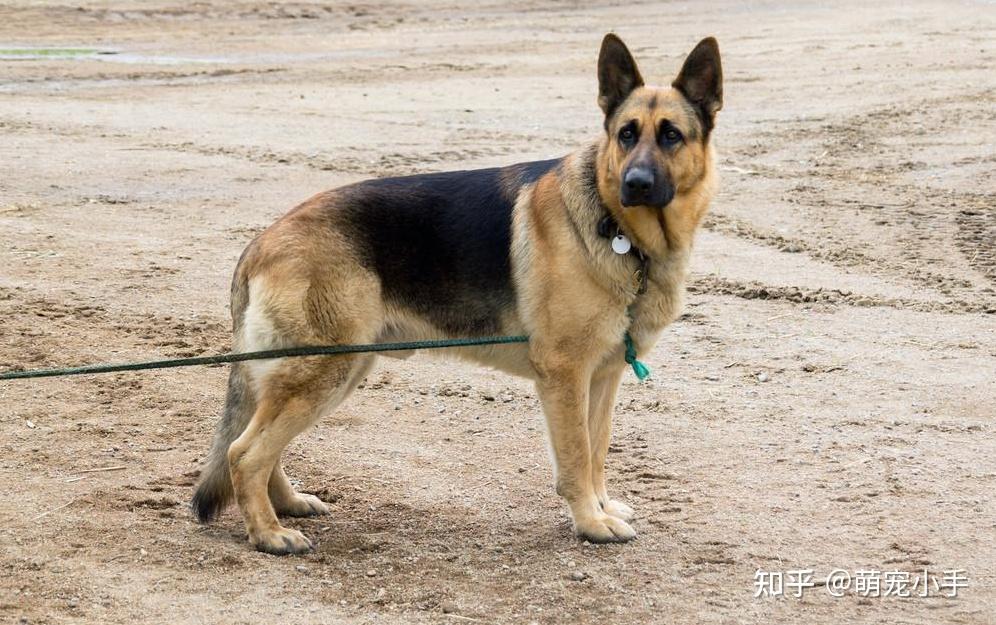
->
[[596, 214, 649, 295]]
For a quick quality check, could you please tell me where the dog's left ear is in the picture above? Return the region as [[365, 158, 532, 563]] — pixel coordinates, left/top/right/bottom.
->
[[672, 37, 723, 132], [598, 33, 644, 119]]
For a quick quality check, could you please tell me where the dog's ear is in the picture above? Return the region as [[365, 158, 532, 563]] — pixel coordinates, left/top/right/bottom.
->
[[598, 33, 644, 119], [672, 37, 723, 132]]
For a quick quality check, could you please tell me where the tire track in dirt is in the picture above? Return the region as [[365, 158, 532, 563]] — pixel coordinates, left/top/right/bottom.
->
[[0, 68, 286, 93], [0, 115, 522, 178], [716, 88, 996, 310], [688, 275, 993, 314], [144, 141, 521, 177], [0, 287, 229, 374], [702, 211, 978, 295], [955, 195, 996, 284]]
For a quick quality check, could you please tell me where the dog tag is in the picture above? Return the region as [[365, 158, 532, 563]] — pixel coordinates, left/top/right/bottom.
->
[[611, 234, 632, 255]]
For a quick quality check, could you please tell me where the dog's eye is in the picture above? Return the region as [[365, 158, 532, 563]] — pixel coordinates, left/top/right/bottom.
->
[[618, 124, 637, 146], [659, 123, 683, 146]]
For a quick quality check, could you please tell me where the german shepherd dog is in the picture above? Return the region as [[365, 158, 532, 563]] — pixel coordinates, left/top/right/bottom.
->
[[192, 34, 722, 554]]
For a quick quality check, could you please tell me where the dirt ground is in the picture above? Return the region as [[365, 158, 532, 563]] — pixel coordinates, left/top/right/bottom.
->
[[1, 1, 994, 623]]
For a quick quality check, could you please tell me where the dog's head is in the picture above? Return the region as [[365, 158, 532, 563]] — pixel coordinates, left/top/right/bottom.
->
[[596, 34, 722, 212]]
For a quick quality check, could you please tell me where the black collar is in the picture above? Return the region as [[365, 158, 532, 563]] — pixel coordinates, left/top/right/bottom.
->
[[596, 213, 650, 295]]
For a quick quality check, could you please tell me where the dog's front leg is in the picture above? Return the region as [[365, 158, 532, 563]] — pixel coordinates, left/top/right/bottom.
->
[[534, 357, 636, 543], [588, 365, 634, 522]]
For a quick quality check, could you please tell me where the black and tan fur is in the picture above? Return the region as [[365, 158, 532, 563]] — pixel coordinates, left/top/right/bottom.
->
[[192, 34, 723, 554]]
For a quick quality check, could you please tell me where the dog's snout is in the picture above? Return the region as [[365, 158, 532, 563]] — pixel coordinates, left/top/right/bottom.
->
[[624, 168, 654, 193], [619, 161, 675, 209], [621, 166, 667, 207]]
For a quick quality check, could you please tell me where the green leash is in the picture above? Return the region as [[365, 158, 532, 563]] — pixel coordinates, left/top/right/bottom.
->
[[1, 330, 651, 382], [622, 302, 651, 382], [0, 336, 529, 381], [623, 331, 651, 381]]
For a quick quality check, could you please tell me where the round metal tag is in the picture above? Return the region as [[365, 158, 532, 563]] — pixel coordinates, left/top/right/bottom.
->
[[611, 234, 632, 255]]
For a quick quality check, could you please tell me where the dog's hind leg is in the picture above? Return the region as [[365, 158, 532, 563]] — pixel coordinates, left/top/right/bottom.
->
[[588, 365, 633, 521], [267, 355, 374, 519], [229, 353, 372, 555], [268, 463, 329, 518]]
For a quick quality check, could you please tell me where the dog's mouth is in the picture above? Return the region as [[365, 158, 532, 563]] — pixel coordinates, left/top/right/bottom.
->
[[619, 185, 674, 210]]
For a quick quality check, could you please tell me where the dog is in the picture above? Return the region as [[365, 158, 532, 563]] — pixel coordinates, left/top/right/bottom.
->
[[192, 34, 722, 554]]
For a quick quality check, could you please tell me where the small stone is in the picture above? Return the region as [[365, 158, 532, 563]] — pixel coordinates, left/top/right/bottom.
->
[[704, 374, 719, 382], [569, 570, 588, 582], [295, 565, 307, 573], [366, 569, 377, 577], [25, 420, 36, 429], [68, 597, 79, 608], [757, 372, 770, 383]]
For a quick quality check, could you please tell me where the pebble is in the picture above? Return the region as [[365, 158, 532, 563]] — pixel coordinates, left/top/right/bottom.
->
[[68, 597, 79, 608], [704, 374, 719, 381], [366, 569, 377, 577], [295, 565, 307, 573], [569, 570, 588, 582], [757, 372, 770, 382]]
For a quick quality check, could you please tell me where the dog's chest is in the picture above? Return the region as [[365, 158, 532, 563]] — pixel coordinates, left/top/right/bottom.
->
[[625, 252, 690, 345]]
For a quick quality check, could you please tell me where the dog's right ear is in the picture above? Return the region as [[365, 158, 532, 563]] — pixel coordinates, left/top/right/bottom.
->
[[598, 33, 644, 120]]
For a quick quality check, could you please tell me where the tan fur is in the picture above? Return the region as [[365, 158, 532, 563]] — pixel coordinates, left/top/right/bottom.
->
[[194, 35, 720, 553]]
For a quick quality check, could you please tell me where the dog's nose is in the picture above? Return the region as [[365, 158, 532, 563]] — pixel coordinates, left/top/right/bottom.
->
[[624, 167, 654, 194], [621, 167, 655, 206]]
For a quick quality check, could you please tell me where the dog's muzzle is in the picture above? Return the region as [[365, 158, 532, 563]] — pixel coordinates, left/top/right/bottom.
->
[[620, 166, 674, 209]]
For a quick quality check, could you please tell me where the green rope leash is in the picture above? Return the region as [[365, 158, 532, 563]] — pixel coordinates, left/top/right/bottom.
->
[[622, 303, 651, 382], [623, 331, 651, 381], [0, 336, 529, 381], [0, 328, 653, 383]]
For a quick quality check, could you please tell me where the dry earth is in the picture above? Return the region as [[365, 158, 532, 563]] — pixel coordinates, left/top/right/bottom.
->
[[1, 1, 994, 623]]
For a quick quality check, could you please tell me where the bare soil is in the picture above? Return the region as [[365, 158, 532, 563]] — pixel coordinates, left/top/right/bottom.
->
[[1, 1, 994, 623]]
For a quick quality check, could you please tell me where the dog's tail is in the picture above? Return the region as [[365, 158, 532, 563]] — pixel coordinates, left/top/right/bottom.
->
[[191, 258, 256, 523], [190, 363, 256, 522]]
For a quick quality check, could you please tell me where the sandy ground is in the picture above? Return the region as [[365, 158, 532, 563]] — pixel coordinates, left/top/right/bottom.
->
[[1, 1, 994, 623]]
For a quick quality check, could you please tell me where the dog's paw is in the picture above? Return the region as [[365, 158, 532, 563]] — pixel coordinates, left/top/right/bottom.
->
[[275, 493, 330, 518], [251, 526, 314, 556], [575, 513, 636, 543], [602, 499, 634, 522]]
